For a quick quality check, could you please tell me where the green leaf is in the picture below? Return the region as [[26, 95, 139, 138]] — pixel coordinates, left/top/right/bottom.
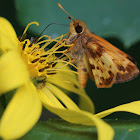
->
[[5, 89, 16, 105], [19, 119, 97, 140], [0, 95, 6, 118], [19, 119, 140, 140], [109, 119, 140, 140], [0, 89, 16, 118], [15, 0, 140, 48]]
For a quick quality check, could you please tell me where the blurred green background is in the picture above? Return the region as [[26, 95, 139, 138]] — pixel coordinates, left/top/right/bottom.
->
[[1, 0, 140, 120]]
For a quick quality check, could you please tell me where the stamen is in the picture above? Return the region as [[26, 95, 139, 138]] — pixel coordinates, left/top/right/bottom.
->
[[19, 26, 78, 85], [39, 59, 46, 63], [54, 60, 78, 70], [39, 66, 50, 72], [36, 35, 51, 43], [46, 72, 56, 75], [53, 32, 70, 40], [20, 22, 39, 41], [23, 22, 39, 36], [31, 58, 40, 63], [41, 54, 48, 57], [47, 69, 78, 74]]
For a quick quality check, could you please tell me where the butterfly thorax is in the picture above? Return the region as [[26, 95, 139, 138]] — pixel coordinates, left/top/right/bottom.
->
[[65, 20, 94, 63]]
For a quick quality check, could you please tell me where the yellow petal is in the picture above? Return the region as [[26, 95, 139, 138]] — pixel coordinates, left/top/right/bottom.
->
[[0, 17, 17, 39], [95, 101, 140, 119], [42, 83, 80, 110], [47, 64, 94, 113], [38, 89, 114, 140], [0, 51, 30, 94], [38, 87, 64, 109], [47, 64, 82, 94], [0, 82, 42, 140], [47, 106, 114, 140], [0, 17, 18, 51], [77, 89, 94, 113]]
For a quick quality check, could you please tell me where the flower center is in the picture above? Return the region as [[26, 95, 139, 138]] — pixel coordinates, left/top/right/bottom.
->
[[17, 22, 76, 88], [19, 38, 59, 78]]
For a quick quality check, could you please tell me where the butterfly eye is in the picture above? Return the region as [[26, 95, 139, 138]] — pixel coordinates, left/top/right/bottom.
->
[[75, 25, 83, 33]]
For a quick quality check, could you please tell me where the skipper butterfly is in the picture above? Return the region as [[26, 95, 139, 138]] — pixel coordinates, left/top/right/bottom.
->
[[58, 3, 139, 88]]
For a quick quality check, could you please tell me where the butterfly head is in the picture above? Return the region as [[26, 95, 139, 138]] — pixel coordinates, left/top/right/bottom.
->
[[57, 3, 88, 35], [69, 19, 88, 35]]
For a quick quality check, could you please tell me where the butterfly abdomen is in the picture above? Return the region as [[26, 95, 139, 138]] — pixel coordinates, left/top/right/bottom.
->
[[78, 63, 89, 88]]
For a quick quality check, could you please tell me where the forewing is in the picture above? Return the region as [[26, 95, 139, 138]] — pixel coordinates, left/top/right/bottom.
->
[[92, 34, 139, 83], [85, 42, 116, 88], [92, 34, 136, 64]]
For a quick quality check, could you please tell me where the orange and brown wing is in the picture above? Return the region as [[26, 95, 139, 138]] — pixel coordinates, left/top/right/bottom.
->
[[91, 34, 139, 83], [92, 34, 136, 64], [85, 41, 116, 88]]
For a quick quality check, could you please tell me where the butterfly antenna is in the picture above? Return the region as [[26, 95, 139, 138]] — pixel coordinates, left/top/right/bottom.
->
[[32, 23, 69, 44], [58, 3, 76, 20]]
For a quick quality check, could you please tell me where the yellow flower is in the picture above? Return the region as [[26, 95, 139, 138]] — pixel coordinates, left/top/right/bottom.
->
[[0, 17, 96, 139], [0, 17, 140, 140]]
